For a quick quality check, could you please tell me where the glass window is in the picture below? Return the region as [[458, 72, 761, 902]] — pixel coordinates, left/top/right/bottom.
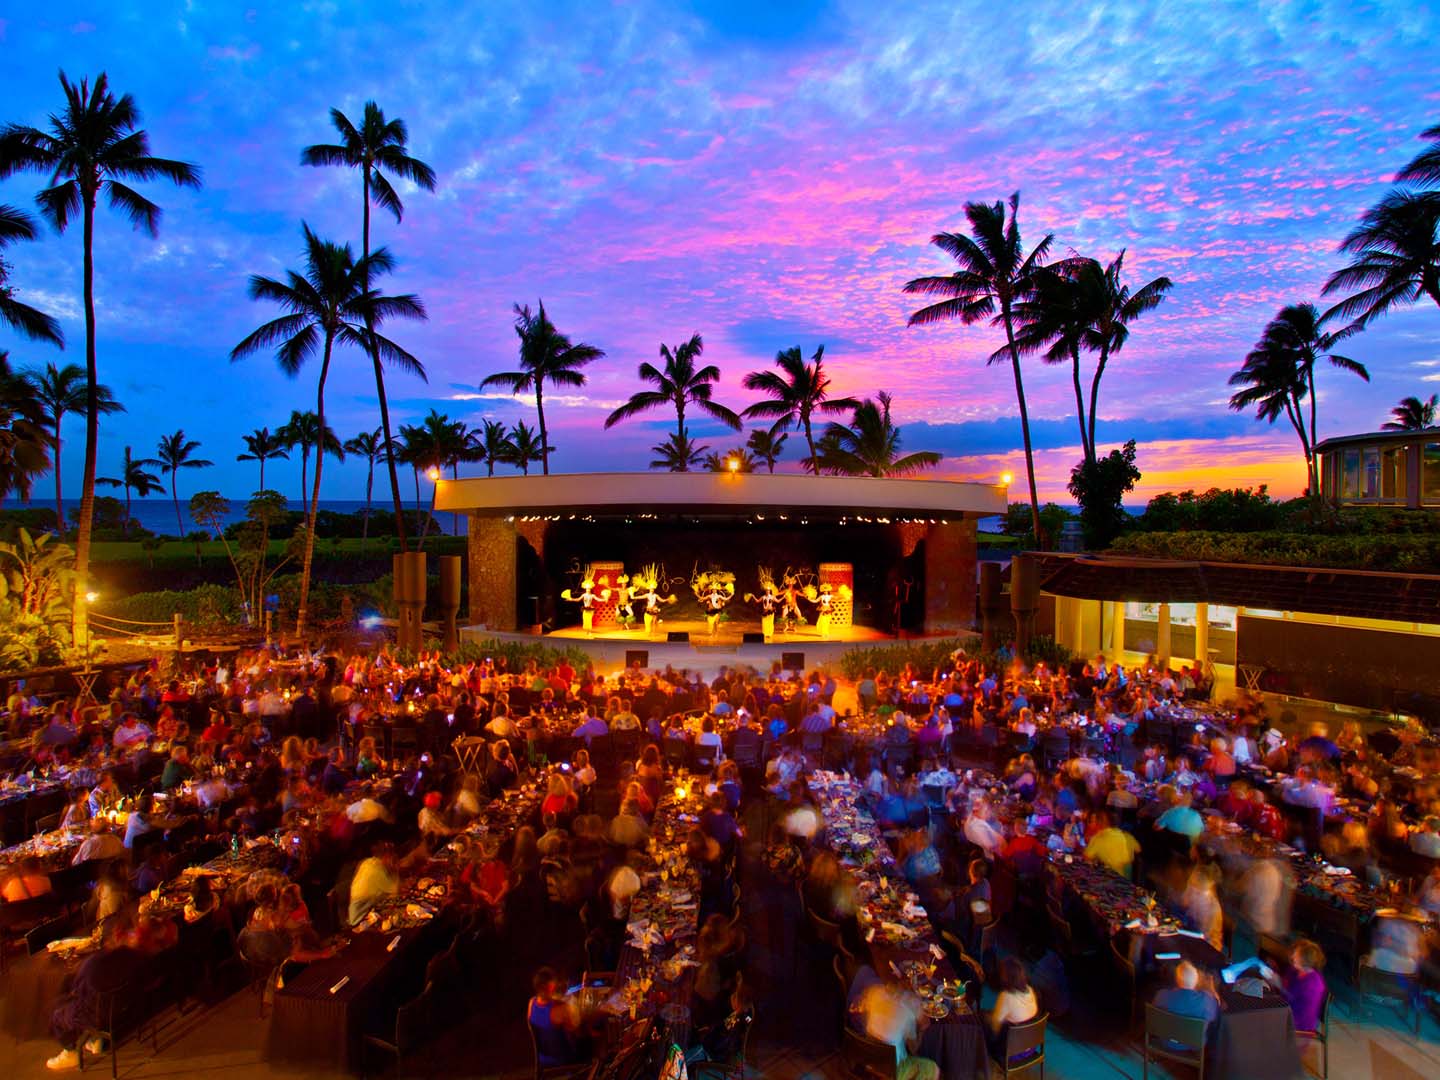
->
[[1382, 446, 1404, 499], [1169, 603, 1198, 627], [1125, 601, 1158, 621], [1362, 447, 1380, 499], [1424, 443, 1440, 501], [1207, 606, 1238, 631], [1342, 449, 1361, 499]]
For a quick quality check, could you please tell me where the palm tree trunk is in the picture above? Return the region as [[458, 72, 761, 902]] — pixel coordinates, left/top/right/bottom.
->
[[53, 419, 64, 534], [123, 482, 131, 539], [73, 191, 99, 648], [361, 459, 373, 546], [1070, 344, 1092, 465], [537, 385, 550, 475], [1002, 303, 1043, 545], [803, 418, 819, 476], [300, 447, 310, 521], [361, 168, 409, 553], [171, 472, 182, 537], [1086, 345, 1109, 467], [259, 457, 266, 494], [296, 336, 334, 638], [1281, 396, 1311, 485], [1306, 368, 1320, 496]]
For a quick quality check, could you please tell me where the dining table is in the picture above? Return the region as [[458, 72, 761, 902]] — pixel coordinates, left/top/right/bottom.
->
[[807, 771, 989, 1080]]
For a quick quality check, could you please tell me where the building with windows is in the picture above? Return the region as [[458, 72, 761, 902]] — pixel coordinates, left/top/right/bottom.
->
[[1315, 428, 1440, 506]]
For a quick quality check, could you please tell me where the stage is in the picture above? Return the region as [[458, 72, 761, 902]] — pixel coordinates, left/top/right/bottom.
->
[[459, 619, 967, 677]]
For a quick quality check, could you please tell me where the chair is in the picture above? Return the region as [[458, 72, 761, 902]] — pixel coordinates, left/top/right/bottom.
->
[[362, 980, 434, 1077], [690, 1005, 754, 1079], [806, 905, 844, 953], [527, 1011, 594, 1079], [993, 1012, 1047, 1078], [611, 730, 641, 764], [801, 731, 826, 765], [1109, 938, 1139, 1028], [33, 809, 63, 833], [840, 1026, 898, 1079], [1296, 989, 1331, 1079], [663, 738, 690, 770], [391, 724, 420, 757], [236, 928, 289, 1018], [0, 893, 58, 973], [1358, 963, 1418, 1035], [1142, 1003, 1206, 1080]]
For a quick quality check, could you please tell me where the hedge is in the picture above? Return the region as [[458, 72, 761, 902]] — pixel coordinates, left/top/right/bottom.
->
[[1108, 530, 1440, 572]]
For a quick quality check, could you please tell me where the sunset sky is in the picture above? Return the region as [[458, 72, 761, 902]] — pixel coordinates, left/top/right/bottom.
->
[[3, 2, 1438, 505]]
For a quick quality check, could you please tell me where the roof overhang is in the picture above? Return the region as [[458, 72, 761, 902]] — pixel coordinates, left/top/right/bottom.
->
[[433, 471, 1007, 520]]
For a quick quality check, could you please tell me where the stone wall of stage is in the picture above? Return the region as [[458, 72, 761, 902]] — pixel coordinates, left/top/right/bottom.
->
[[467, 514, 518, 631], [923, 519, 977, 633]]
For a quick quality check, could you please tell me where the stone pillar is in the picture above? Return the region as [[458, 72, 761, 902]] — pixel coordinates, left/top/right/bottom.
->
[[1011, 552, 1040, 655], [467, 514, 517, 632], [978, 562, 1003, 652], [922, 519, 978, 634], [1157, 602, 1171, 667], [396, 551, 426, 653], [1110, 600, 1127, 655], [1194, 602, 1209, 667]]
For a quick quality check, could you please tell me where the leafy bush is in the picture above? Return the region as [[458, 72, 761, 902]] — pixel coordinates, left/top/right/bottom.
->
[[98, 584, 245, 628], [1135, 487, 1287, 533], [1108, 530, 1440, 572], [401, 637, 590, 672], [836, 634, 1071, 681]]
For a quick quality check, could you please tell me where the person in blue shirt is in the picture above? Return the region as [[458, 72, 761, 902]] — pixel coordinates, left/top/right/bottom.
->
[[1155, 793, 1205, 840], [1153, 961, 1220, 1027]]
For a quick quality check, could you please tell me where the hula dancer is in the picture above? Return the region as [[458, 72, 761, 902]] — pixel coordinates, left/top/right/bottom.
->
[[560, 567, 611, 636], [612, 574, 637, 629], [804, 581, 851, 639], [692, 569, 736, 638], [744, 568, 782, 643]]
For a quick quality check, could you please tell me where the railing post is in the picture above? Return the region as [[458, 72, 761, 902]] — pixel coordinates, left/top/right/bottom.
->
[[265, 610, 273, 647], [173, 613, 184, 653]]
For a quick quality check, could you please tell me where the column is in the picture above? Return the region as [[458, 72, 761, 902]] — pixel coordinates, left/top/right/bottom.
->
[[1194, 602, 1209, 666], [467, 514, 517, 631], [1110, 601, 1126, 655], [923, 519, 978, 634], [1157, 602, 1172, 667]]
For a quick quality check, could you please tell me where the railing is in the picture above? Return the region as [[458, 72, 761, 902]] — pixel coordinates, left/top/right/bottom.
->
[[87, 610, 185, 651]]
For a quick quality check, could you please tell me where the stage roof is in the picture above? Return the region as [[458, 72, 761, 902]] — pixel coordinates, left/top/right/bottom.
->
[[433, 471, 1006, 521]]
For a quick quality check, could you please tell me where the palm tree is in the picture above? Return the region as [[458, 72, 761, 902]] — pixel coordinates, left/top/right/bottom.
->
[[468, 418, 514, 477], [649, 429, 708, 472], [343, 429, 383, 543], [1229, 304, 1368, 492], [703, 447, 757, 473], [233, 225, 423, 633], [26, 362, 123, 533], [1009, 261, 1096, 462], [1323, 190, 1440, 329], [236, 426, 290, 493], [0, 205, 63, 345], [812, 392, 943, 477], [155, 430, 212, 537], [904, 193, 1052, 541], [504, 421, 550, 476], [1382, 394, 1439, 431], [604, 334, 741, 444], [0, 351, 50, 501], [481, 301, 604, 475], [745, 428, 788, 473], [96, 445, 161, 536], [1397, 123, 1440, 186], [302, 101, 436, 552], [0, 71, 200, 636], [278, 410, 346, 521], [741, 345, 859, 477], [397, 421, 436, 541], [417, 409, 469, 537]]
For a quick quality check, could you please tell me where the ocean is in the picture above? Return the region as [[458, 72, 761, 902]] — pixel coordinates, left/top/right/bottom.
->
[[0, 497, 462, 536]]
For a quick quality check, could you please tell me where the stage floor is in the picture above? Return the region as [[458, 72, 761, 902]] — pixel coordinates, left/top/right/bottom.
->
[[459, 620, 966, 677]]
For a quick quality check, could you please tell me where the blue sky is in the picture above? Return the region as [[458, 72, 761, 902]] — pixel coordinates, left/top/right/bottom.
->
[[2, 1, 1438, 504]]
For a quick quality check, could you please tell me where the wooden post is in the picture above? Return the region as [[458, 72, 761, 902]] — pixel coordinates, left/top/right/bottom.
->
[[264, 610, 273, 647], [173, 613, 184, 653], [438, 555, 462, 653]]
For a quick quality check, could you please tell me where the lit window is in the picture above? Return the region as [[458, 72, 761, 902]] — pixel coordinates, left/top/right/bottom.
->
[[1342, 449, 1360, 499], [1424, 444, 1440, 501]]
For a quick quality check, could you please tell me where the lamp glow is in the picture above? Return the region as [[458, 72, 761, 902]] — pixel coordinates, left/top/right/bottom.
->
[[727, 457, 739, 473], [427, 466, 441, 481], [85, 591, 99, 604], [999, 472, 1013, 486]]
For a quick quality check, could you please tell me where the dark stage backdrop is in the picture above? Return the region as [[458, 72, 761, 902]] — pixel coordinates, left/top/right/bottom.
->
[[518, 519, 927, 632]]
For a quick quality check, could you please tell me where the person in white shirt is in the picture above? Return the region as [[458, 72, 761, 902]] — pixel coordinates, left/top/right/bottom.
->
[[963, 800, 1005, 859], [987, 957, 1039, 1055], [72, 818, 125, 865], [856, 982, 940, 1080], [1409, 817, 1440, 858]]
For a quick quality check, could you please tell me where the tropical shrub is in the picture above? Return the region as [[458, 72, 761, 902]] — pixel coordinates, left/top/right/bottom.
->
[[0, 528, 74, 671]]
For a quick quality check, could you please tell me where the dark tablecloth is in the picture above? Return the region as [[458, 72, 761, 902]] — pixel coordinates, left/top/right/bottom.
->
[[0, 951, 74, 1040], [917, 1010, 988, 1080], [264, 927, 428, 1073], [1211, 985, 1303, 1080]]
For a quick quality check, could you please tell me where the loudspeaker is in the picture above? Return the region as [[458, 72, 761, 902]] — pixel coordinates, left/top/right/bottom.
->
[[624, 650, 649, 669], [781, 651, 804, 671], [741, 632, 765, 644], [667, 631, 690, 643]]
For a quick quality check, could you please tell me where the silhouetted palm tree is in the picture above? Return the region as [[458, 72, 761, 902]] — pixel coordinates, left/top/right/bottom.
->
[[0, 351, 50, 501], [1382, 394, 1439, 431], [343, 429, 383, 543], [278, 409, 346, 521], [1397, 123, 1440, 186], [233, 225, 422, 633], [503, 421, 549, 477], [0, 72, 200, 631], [1229, 304, 1367, 492], [649, 429, 708, 472], [468, 419, 514, 477], [27, 362, 122, 532], [813, 392, 943, 477], [605, 334, 740, 443], [904, 193, 1051, 540], [0, 205, 63, 345], [1323, 190, 1440, 329], [703, 447, 757, 473], [741, 345, 858, 476], [745, 428, 788, 473], [155, 429, 212, 537], [302, 101, 435, 551], [237, 426, 290, 493], [97, 445, 161, 537], [481, 301, 604, 475]]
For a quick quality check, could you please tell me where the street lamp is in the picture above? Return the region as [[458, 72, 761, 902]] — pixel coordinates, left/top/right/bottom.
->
[[1000, 471, 1013, 486], [726, 457, 739, 474], [426, 466, 441, 482]]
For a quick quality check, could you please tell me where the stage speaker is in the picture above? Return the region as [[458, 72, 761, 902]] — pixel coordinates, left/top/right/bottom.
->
[[781, 651, 804, 671], [741, 632, 765, 644], [624, 650, 649, 669], [667, 631, 690, 643]]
